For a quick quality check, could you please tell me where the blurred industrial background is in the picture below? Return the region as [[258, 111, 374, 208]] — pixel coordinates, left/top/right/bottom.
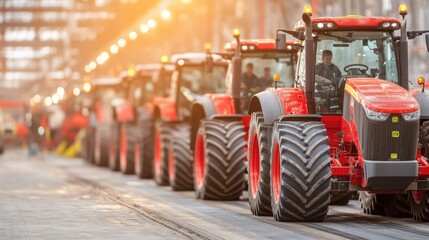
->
[[0, 0, 428, 101]]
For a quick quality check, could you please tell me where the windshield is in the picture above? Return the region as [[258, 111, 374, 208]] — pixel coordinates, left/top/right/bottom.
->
[[316, 31, 398, 83], [153, 68, 173, 98], [297, 30, 399, 115], [180, 65, 226, 94], [242, 53, 295, 90], [229, 52, 295, 113]]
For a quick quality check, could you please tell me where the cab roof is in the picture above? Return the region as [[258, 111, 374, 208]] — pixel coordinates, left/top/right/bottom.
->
[[170, 52, 223, 64], [294, 16, 401, 31], [91, 77, 122, 86], [226, 38, 296, 51], [135, 63, 175, 72]]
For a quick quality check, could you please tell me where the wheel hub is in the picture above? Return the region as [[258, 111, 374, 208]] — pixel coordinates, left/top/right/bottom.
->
[[154, 130, 161, 176], [194, 132, 205, 189], [135, 142, 140, 173], [250, 132, 260, 198], [119, 125, 127, 170], [272, 142, 281, 204]]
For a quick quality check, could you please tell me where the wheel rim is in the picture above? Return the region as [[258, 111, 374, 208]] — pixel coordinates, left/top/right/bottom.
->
[[412, 191, 425, 205], [169, 148, 175, 182], [120, 125, 127, 170], [134, 142, 140, 174], [109, 133, 115, 164], [94, 130, 100, 162], [250, 131, 260, 198], [194, 132, 205, 189], [272, 141, 281, 204], [154, 129, 161, 176]]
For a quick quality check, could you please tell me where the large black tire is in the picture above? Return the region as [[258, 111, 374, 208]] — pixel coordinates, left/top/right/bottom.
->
[[108, 123, 120, 171], [119, 123, 135, 174], [359, 191, 385, 215], [135, 120, 154, 179], [409, 190, 429, 221], [248, 112, 272, 216], [94, 125, 109, 167], [154, 122, 172, 186], [169, 124, 194, 191], [383, 194, 411, 217], [330, 191, 352, 205], [194, 120, 246, 200], [80, 129, 89, 160], [271, 121, 331, 222], [85, 126, 96, 164]]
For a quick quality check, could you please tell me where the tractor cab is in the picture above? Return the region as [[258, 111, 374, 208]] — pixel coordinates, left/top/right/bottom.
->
[[246, 4, 429, 222], [224, 32, 297, 113], [151, 52, 227, 187], [292, 16, 402, 115], [127, 62, 174, 111], [89, 75, 129, 124], [273, 7, 427, 159], [168, 52, 227, 121]]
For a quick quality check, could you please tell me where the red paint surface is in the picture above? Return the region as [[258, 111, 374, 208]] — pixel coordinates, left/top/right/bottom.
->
[[205, 94, 236, 115], [153, 97, 177, 121], [345, 78, 419, 113], [115, 101, 135, 122]]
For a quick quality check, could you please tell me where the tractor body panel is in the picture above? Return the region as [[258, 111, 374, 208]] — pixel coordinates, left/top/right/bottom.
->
[[204, 93, 236, 115], [295, 16, 401, 31], [413, 90, 429, 120], [112, 100, 135, 123], [248, 91, 284, 125], [153, 97, 177, 121], [341, 78, 419, 190]]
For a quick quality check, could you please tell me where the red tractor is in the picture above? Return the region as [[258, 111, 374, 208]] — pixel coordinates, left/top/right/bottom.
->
[[109, 62, 174, 177], [247, 5, 429, 221], [83, 76, 128, 167], [190, 32, 298, 200], [57, 91, 89, 156], [152, 52, 228, 190]]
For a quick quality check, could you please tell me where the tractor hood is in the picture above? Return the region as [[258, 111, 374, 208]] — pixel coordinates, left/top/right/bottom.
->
[[344, 78, 419, 114]]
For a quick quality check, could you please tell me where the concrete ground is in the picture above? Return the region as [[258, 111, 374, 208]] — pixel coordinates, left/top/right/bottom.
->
[[1, 148, 429, 240], [0, 149, 184, 240]]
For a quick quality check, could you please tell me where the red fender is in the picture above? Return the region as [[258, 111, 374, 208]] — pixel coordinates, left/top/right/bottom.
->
[[248, 88, 307, 125], [113, 101, 135, 123], [204, 93, 236, 115], [273, 87, 308, 115], [153, 97, 177, 121]]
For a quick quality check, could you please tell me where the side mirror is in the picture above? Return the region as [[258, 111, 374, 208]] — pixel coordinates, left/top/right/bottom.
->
[[205, 54, 213, 73], [426, 34, 429, 52], [276, 33, 287, 50], [302, 13, 312, 24]]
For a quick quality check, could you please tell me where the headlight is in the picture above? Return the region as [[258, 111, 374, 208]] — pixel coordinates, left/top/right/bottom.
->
[[364, 108, 389, 121], [402, 110, 420, 122]]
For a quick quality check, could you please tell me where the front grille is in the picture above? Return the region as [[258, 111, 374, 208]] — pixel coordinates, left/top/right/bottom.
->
[[354, 100, 418, 161]]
